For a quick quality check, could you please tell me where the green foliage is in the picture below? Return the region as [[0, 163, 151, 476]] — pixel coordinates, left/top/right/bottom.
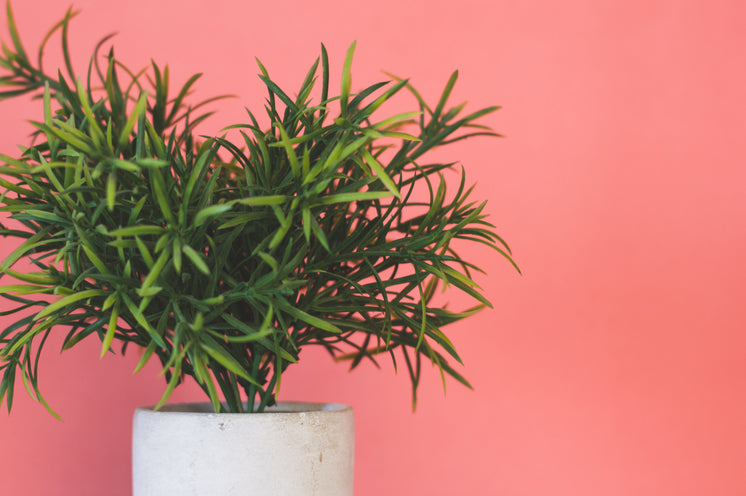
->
[[0, 3, 518, 414]]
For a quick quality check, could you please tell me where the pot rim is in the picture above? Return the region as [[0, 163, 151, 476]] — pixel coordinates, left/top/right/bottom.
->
[[135, 401, 352, 415]]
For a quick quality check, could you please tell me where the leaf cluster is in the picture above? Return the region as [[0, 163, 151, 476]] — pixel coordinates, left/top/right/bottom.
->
[[0, 4, 518, 414]]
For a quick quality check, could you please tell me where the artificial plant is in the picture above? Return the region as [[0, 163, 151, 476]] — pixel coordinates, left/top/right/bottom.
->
[[0, 3, 518, 415]]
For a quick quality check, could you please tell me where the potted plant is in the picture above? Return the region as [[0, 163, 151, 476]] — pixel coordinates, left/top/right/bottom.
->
[[0, 3, 518, 495]]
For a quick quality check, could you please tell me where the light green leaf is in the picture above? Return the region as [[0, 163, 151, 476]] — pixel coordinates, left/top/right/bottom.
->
[[34, 289, 104, 321], [372, 111, 422, 130], [340, 41, 356, 115], [153, 355, 183, 411], [257, 251, 278, 272], [0, 284, 53, 295], [182, 244, 210, 275], [106, 171, 116, 211], [107, 225, 165, 237], [2, 270, 56, 285], [150, 169, 175, 225], [121, 294, 166, 348], [222, 314, 273, 342], [312, 191, 393, 206], [119, 92, 148, 148], [302, 206, 311, 243], [193, 202, 236, 227], [275, 123, 300, 178], [109, 159, 141, 173], [361, 148, 400, 199], [135, 236, 154, 268], [310, 216, 330, 252], [140, 249, 170, 294], [132, 341, 158, 374], [276, 300, 341, 334], [82, 244, 110, 275], [200, 336, 259, 385], [237, 195, 287, 207], [100, 299, 119, 358], [172, 238, 182, 274]]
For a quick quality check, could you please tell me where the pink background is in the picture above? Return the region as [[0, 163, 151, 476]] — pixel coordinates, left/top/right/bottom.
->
[[1, 0, 745, 494]]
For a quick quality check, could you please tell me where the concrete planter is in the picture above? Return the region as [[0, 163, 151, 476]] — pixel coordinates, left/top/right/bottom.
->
[[132, 402, 354, 496]]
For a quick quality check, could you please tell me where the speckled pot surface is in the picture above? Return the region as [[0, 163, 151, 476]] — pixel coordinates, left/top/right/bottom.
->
[[132, 401, 354, 496]]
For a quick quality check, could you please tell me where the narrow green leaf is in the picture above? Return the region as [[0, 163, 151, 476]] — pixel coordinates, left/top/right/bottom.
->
[[312, 190, 393, 206], [268, 206, 293, 250], [172, 238, 182, 274], [182, 244, 210, 275], [182, 140, 218, 205], [301, 144, 310, 178], [34, 289, 104, 321], [257, 251, 278, 272], [121, 293, 165, 348], [200, 336, 259, 385], [0, 284, 53, 295], [132, 341, 158, 374], [76, 78, 107, 150], [136, 158, 169, 168], [258, 75, 299, 115], [217, 212, 266, 230], [107, 225, 165, 237], [275, 122, 300, 178], [81, 244, 110, 275], [191, 353, 221, 412], [100, 299, 119, 358], [433, 71, 459, 122], [119, 92, 148, 148], [32, 121, 95, 156], [153, 356, 182, 411], [320, 43, 330, 111], [372, 111, 422, 130], [221, 314, 274, 343], [106, 171, 116, 211], [140, 248, 170, 294], [137, 286, 162, 298], [149, 169, 175, 225], [193, 202, 235, 227], [276, 300, 341, 334], [42, 81, 53, 129], [101, 293, 117, 312], [236, 195, 287, 207], [109, 159, 140, 173], [361, 148, 401, 199], [2, 270, 56, 285], [5, 2, 29, 66], [0, 228, 49, 272], [340, 41, 356, 115], [134, 236, 154, 268], [128, 196, 148, 224], [310, 216, 330, 252]]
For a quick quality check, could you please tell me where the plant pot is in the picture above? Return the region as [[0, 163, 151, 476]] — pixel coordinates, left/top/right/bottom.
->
[[132, 401, 354, 496]]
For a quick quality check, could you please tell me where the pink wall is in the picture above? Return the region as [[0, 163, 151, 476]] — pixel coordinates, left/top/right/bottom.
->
[[2, 0, 745, 494]]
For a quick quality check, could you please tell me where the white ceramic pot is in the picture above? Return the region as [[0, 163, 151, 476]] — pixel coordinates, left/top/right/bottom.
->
[[132, 401, 354, 496]]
